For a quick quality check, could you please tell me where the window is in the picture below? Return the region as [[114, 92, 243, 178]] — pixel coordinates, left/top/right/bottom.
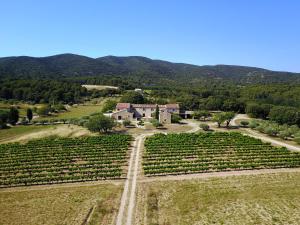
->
[[118, 116, 122, 120], [143, 108, 145, 111], [143, 113, 145, 117]]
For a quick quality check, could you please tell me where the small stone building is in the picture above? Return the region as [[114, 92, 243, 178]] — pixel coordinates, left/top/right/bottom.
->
[[111, 103, 179, 124]]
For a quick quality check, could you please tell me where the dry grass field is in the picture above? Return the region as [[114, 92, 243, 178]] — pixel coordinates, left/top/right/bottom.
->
[[136, 172, 300, 225], [0, 182, 123, 225], [0, 125, 54, 143], [82, 84, 119, 90]]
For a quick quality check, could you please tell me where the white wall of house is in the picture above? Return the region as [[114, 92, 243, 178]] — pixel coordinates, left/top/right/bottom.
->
[[111, 110, 133, 121], [134, 107, 155, 118]]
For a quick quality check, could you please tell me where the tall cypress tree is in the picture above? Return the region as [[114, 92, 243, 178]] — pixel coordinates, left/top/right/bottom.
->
[[8, 107, 19, 125], [27, 108, 33, 122], [155, 105, 159, 120]]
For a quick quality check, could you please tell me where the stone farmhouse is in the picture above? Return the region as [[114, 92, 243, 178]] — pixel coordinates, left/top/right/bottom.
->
[[111, 103, 180, 124]]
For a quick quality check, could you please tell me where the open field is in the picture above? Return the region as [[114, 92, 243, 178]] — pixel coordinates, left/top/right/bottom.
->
[[136, 172, 300, 225], [0, 135, 131, 187], [0, 182, 122, 225], [82, 84, 119, 90], [143, 132, 300, 176], [0, 125, 54, 143], [35, 104, 102, 121], [0, 125, 91, 144], [0, 102, 36, 117]]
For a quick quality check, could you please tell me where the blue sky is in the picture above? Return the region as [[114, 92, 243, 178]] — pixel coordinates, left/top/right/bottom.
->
[[1, 0, 300, 72]]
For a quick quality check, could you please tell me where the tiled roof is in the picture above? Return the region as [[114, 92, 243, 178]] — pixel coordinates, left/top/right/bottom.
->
[[116, 103, 180, 110], [132, 104, 157, 108], [116, 103, 131, 109], [165, 104, 180, 109]]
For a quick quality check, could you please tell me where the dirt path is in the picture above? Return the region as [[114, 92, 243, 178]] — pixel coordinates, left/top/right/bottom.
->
[[116, 137, 139, 225], [232, 114, 300, 152], [139, 168, 300, 183], [117, 121, 201, 224], [183, 119, 201, 133], [244, 129, 300, 152], [231, 113, 250, 126]]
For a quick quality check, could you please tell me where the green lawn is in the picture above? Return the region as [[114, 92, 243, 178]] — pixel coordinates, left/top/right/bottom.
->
[[137, 172, 300, 225], [0, 125, 54, 143], [0, 183, 122, 225]]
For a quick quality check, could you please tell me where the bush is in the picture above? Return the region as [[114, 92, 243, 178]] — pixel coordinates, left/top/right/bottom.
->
[[150, 119, 162, 128], [138, 120, 144, 126], [240, 120, 249, 127], [123, 119, 131, 127], [249, 120, 259, 129], [86, 114, 116, 133], [171, 114, 182, 123], [200, 123, 210, 131]]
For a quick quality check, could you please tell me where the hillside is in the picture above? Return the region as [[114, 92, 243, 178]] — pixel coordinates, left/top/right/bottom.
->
[[0, 53, 299, 84]]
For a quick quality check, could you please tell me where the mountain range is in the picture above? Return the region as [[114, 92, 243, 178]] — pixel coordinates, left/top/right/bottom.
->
[[0, 53, 299, 84]]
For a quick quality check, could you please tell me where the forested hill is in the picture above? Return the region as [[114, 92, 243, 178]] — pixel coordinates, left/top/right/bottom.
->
[[0, 53, 300, 84]]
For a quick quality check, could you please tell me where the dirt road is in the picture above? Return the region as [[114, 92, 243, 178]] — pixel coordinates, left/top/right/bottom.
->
[[140, 168, 300, 183]]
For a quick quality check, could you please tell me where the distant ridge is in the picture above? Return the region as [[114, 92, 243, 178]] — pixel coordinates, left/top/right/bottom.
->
[[0, 53, 299, 84]]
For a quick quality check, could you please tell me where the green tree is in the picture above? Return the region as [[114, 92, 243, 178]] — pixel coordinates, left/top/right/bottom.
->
[[101, 100, 117, 113], [245, 103, 272, 119], [155, 105, 159, 120], [224, 112, 235, 128], [0, 110, 9, 129], [26, 108, 33, 122], [194, 110, 210, 121], [269, 106, 300, 125], [86, 114, 116, 133], [8, 107, 19, 125], [212, 113, 226, 128], [120, 91, 145, 104]]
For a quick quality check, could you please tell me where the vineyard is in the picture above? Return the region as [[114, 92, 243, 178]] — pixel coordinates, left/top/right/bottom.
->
[[0, 135, 131, 187], [143, 132, 300, 176]]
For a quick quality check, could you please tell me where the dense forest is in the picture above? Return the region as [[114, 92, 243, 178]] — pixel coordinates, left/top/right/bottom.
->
[[0, 79, 88, 104], [0, 54, 299, 126], [1, 54, 300, 84]]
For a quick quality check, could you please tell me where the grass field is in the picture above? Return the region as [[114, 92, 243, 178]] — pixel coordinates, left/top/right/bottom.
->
[[0, 183, 122, 225], [82, 84, 119, 90], [0, 125, 54, 143], [34, 104, 102, 121], [136, 172, 300, 225]]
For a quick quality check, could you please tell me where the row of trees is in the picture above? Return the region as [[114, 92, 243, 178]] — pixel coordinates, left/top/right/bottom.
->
[[249, 120, 300, 143], [0, 107, 34, 129], [246, 103, 300, 126]]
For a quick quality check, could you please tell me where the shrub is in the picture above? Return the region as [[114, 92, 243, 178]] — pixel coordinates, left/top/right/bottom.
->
[[123, 119, 131, 127], [171, 114, 182, 123], [151, 119, 162, 128], [249, 120, 259, 129], [240, 120, 249, 127], [200, 123, 210, 131], [138, 120, 144, 126]]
